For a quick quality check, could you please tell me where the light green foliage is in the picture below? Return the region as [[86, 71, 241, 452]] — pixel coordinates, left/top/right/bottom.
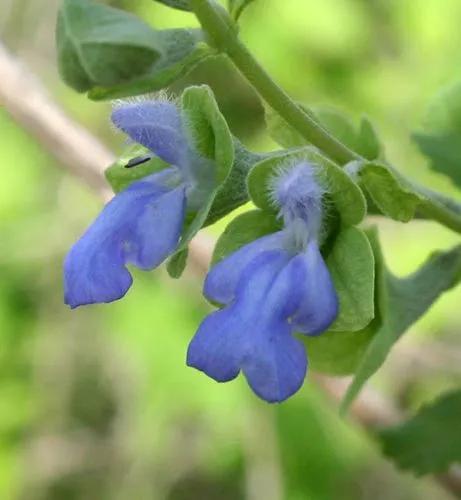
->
[[341, 231, 461, 412], [247, 148, 366, 226], [380, 390, 461, 474], [56, 0, 163, 91], [267, 107, 382, 160], [413, 81, 461, 188], [326, 227, 375, 332]]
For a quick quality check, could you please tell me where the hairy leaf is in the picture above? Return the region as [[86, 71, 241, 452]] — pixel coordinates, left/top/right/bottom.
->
[[247, 147, 366, 226]]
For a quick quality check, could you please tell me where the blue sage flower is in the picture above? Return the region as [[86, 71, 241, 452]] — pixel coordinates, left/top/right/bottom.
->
[[187, 162, 338, 402], [64, 98, 213, 308]]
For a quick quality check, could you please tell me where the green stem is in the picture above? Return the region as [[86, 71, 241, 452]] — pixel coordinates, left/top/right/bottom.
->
[[190, 0, 359, 165], [416, 185, 461, 234], [192, 0, 461, 235]]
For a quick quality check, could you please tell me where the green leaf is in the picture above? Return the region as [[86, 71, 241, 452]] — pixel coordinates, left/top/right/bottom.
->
[[56, 0, 163, 92], [305, 322, 376, 376], [355, 162, 461, 232], [326, 227, 375, 332], [413, 81, 461, 188], [247, 147, 366, 227], [229, 0, 256, 20], [212, 209, 281, 265], [413, 132, 461, 188], [380, 390, 461, 475], [105, 144, 168, 192], [153, 0, 192, 11], [167, 248, 189, 278], [358, 163, 421, 222], [266, 109, 305, 149], [305, 227, 381, 375], [88, 29, 213, 100], [181, 85, 234, 184], [314, 108, 358, 152], [267, 107, 382, 161], [357, 117, 381, 161], [341, 234, 461, 413]]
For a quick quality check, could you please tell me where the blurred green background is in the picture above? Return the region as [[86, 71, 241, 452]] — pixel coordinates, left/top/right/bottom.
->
[[1, 0, 461, 498]]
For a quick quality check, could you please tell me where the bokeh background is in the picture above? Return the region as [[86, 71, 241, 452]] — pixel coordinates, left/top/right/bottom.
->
[[1, 0, 461, 498]]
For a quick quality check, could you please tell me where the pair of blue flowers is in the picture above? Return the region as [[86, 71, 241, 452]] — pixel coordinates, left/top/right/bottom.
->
[[64, 98, 338, 403]]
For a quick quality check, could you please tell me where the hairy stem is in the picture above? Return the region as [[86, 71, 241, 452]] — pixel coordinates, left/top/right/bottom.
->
[[190, 0, 359, 165]]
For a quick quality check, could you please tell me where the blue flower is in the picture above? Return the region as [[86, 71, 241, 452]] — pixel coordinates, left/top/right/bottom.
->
[[187, 161, 338, 402], [64, 99, 209, 308]]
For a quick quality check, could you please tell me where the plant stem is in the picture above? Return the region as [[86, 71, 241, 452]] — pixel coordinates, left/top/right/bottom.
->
[[192, 0, 461, 235], [190, 0, 359, 165]]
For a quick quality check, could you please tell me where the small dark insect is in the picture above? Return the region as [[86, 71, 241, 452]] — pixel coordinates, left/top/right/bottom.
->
[[124, 154, 152, 168]]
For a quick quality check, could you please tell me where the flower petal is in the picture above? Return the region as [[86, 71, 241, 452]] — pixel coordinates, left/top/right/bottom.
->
[[186, 308, 244, 382], [111, 100, 186, 165], [124, 186, 186, 269], [64, 174, 185, 308], [291, 241, 339, 335], [203, 231, 285, 305], [188, 251, 287, 380], [189, 250, 308, 402], [242, 321, 307, 403]]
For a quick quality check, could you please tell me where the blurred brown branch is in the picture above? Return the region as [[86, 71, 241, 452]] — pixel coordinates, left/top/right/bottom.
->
[[0, 40, 459, 499]]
